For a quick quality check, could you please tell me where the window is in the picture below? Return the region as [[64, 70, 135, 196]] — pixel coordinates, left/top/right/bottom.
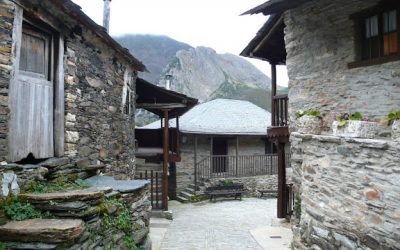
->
[[123, 72, 135, 115], [265, 140, 277, 154], [349, 1, 400, 68], [19, 22, 51, 79]]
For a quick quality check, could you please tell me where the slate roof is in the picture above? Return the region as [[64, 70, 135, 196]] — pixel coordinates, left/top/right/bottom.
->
[[33, 0, 147, 72], [141, 99, 271, 135]]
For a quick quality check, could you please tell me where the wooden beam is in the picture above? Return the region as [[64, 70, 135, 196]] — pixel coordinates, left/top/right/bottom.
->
[[54, 35, 64, 157], [253, 15, 284, 54], [137, 103, 187, 109], [162, 110, 169, 211], [271, 63, 277, 127]]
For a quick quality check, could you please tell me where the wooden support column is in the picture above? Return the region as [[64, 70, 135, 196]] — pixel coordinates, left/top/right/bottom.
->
[[271, 63, 277, 126], [276, 140, 287, 218], [176, 117, 180, 155], [235, 136, 239, 176], [162, 110, 170, 211], [194, 134, 198, 190]]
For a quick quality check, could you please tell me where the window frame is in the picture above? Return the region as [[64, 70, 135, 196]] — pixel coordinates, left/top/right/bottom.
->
[[349, 0, 400, 68]]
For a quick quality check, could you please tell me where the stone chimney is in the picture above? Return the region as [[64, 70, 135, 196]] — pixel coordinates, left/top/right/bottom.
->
[[165, 74, 172, 90], [103, 0, 111, 33]]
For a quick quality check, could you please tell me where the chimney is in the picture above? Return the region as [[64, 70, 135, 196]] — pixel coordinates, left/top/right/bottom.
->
[[165, 74, 172, 90], [103, 0, 111, 33]]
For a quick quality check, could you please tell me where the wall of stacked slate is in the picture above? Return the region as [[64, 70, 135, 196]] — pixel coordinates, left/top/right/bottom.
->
[[284, 0, 400, 249], [0, 0, 137, 179], [284, 0, 400, 130]]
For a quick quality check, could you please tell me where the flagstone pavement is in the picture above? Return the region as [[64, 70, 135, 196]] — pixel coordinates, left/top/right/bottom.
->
[[149, 198, 292, 250]]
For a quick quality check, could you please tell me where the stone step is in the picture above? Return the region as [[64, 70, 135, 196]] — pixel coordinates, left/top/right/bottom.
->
[[179, 191, 193, 200], [176, 195, 189, 203], [184, 187, 196, 195], [188, 183, 204, 191], [22, 189, 105, 203], [0, 219, 84, 244]]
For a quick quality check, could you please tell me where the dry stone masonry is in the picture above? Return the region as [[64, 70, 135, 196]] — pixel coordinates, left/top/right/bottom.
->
[[0, 0, 151, 248], [290, 133, 400, 249], [285, 0, 400, 130], [284, 0, 400, 249]]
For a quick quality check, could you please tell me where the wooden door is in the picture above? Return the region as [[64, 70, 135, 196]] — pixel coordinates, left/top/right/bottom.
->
[[9, 22, 54, 162], [212, 137, 228, 173]]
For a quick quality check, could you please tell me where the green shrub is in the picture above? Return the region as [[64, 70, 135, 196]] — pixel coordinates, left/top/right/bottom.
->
[[295, 110, 322, 119], [0, 242, 6, 250], [3, 196, 41, 221], [123, 235, 144, 250], [27, 177, 90, 194], [382, 110, 400, 125]]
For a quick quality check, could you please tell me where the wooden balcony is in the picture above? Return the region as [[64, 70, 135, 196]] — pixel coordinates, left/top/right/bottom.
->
[[268, 94, 289, 141], [135, 128, 181, 162]]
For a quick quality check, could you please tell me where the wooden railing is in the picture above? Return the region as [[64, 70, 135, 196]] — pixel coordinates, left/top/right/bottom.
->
[[135, 128, 180, 155], [136, 170, 165, 210], [196, 154, 291, 181], [272, 95, 288, 127]]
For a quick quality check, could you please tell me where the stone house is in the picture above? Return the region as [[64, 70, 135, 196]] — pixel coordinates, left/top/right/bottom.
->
[[0, 0, 146, 179], [242, 0, 400, 249], [0, 1, 153, 248], [142, 99, 284, 199]]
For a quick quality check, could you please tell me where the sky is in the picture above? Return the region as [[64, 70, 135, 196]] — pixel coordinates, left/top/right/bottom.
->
[[71, 0, 288, 86]]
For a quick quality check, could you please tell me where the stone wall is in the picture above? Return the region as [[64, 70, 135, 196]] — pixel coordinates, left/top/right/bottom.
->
[[284, 0, 400, 130], [0, 0, 137, 179], [0, 176, 151, 249], [176, 134, 267, 193], [64, 24, 136, 179], [0, 0, 14, 161], [290, 132, 400, 250], [205, 175, 278, 197]]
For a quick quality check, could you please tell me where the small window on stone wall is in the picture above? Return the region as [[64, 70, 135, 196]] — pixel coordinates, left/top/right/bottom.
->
[[349, 1, 400, 68], [124, 87, 133, 115]]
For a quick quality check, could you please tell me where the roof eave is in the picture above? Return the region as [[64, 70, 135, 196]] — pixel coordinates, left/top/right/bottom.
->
[[241, 0, 312, 16], [51, 0, 147, 72]]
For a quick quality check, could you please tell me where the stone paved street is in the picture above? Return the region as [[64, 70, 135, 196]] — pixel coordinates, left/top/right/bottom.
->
[[150, 198, 289, 250]]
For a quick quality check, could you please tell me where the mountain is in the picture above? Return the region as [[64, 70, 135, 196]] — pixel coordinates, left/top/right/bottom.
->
[[115, 35, 282, 125], [116, 35, 192, 83], [161, 47, 272, 109]]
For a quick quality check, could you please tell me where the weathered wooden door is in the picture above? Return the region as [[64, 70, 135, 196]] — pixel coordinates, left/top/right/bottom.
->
[[9, 22, 54, 162]]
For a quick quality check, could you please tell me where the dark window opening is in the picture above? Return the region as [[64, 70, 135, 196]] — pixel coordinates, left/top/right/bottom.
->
[[265, 141, 277, 154], [350, 1, 400, 68]]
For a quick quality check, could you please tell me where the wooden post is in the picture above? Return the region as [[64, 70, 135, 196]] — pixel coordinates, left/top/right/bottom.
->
[[54, 35, 64, 157], [210, 136, 213, 176], [235, 136, 239, 176], [162, 110, 169, 211], [271, 63, 277, 126], [276, 141, 287, 218], [194, 135, 198, 190], [176, 117, 180, 155]]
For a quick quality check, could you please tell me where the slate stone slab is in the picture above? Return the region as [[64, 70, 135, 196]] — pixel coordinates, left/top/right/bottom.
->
[[0, 219, 84, 243], [33, 201, 88, 212], [85, 176, 149, 193], [23, 189, 104, 202], [39, 158, 70, 168]]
